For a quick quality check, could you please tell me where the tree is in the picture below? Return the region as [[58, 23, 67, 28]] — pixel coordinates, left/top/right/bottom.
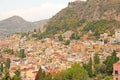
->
[[19, 49, 26, 58], [64, 40, 70, 45], [64, 63, 89, 80], [12, 69, 21, 80], [0, 63, 3, 75], [5, 58, 11, 69], [2, 70, 11, 80], [58, 35, 63, 41], [70, 32, 80, 40], [83, 58, 93, 77], [35, 67, 45, 80], [94, 53, 100, 64], [3, 49, 14, 54], [44, 73, 52, 80], [104, 39, 108, 44], [94, 64, 106, 75], [53, 72, 64, 80], [103, 50, 119, 75], [70, 33, 76, 39]]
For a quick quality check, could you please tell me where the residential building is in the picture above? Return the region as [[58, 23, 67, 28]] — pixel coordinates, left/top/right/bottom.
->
[[115, 29, 120, 43], [113, 61, 120, 80]]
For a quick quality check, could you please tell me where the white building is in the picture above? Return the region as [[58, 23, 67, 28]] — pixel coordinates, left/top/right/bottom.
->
[[115, 29, 120, 43]]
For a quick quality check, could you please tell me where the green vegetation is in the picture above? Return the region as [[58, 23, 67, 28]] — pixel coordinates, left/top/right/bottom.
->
[[35, 67, 52, 80], [103, 50, 119, 75], [19, 32, 30, 40], [82, 20, 120, 38], [0, 1, 120, 80], [0, 59, 11, 78], [0, 58, 22, 80], [94, 53, 100, 64], [32, 0, 120, 39], [63, 63, 89, 80], [46, 18, 85, 36], [2, 49, 14, 54], [0, 69, 22, 80], [20, 49, 26, 58], [83, 58, 93, 77], [17, 49, 26, 58], [0, 63, 3, 76], [64, 40, 70, 45], [70, 32, 80, 40], [35, 63, 89, 80], [33, 18, 86, 39], [83, 50, 119, 79], [5, 58, 11, 69], [12, 69, 21, 80], [1, 70, 11, 80], [58, 35, 63, 41], [33, 19, 120, 40]]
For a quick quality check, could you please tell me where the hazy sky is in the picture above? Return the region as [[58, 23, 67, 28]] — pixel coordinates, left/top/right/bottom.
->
[[0, 0, 86, 22]]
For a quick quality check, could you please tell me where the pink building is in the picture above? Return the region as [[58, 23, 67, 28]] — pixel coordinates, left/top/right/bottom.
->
[[113, 61, 120, 80]]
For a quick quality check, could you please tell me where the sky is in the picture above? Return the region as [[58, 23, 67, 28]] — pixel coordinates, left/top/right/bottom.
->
[[0, 0, 86, 22]]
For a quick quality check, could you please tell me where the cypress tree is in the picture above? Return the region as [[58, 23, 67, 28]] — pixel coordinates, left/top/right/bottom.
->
[[0, 63, 3, 76], [20, 49, 26, 58], [35, 67, 44, 80], [5, 58, 11, 69], [0, 63, 3, 72], [94, 53, 100, 64], [83, 58, 93, 77]]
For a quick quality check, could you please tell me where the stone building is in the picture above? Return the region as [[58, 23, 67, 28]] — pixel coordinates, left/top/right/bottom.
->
[[113, 61, 120, 80], [115, 29, 120, 43]]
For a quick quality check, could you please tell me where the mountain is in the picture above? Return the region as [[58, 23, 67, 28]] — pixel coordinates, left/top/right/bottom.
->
[[49, 0, 120, 23], [37, 0, 120, 38], [0, 16, 48, 37]]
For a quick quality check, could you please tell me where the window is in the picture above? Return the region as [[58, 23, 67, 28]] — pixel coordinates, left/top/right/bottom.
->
[[116, 78, 118, 80], [115, 70, 118, 75]]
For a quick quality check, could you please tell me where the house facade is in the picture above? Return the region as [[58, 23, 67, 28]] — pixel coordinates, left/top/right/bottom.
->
[[113, 61, 120, 80], [115, 29, 120, 43]]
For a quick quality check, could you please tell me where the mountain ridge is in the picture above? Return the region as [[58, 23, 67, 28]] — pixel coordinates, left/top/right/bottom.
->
[[0, 16, 48, 37]]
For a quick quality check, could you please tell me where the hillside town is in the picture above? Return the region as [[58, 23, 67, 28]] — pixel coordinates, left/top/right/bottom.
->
[[0, 0, 120, 80], [0, 29, 120, 80]]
